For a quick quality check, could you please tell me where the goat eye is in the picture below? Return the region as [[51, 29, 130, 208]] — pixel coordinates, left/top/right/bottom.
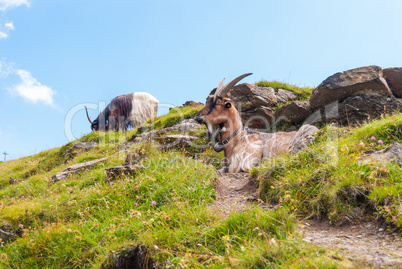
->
[[225, 103, 232, 108]]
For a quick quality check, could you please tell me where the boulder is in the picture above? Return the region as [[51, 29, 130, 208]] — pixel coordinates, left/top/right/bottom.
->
[[321, 94, 402, 125], [275, 100, 312, 123], [9, 177, 22, 185], [382, 68, 402, 98], [105, 165, 142, 181], [227, 83, 297, 129], [310, 66, 392, 110]]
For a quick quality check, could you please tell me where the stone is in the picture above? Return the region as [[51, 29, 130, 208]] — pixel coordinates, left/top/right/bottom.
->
[[73, 142, 97, 149], [105, 165, 141, 181], [182, 100, 204, 107], [9, 177, 22, 185], [382, 68, 402, 98], [228, 83, 297, 129], [0, 229, 16, 243], [156, 134, 198, 149], [362, 142, 402, 165], [51, 157, 108, 182], [322, 94, 402, 125], [275, 100, 312, 123], [310, 66, 392, 110]]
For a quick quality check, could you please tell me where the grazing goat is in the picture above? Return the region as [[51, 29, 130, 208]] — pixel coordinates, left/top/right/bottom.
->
[[194, 73, 318, 173], [85, 92, 159, 131]]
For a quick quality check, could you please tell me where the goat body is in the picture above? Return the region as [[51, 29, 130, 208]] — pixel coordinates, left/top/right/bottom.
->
[[86, 92, 158, 131], [195, 73, 318, 173]]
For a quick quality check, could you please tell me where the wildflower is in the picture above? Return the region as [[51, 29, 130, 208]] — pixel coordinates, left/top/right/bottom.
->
[[378, 140, 383, 145], [134, 202, 138, 206], [178, 156, 181, 159], [151, 201, 157, 206], [173, 159, 176, 162], [129, 180, 133, 183], [370, 136, 376, 140], [110, 182, 113, 186], [0, 253, 7, 260], [75, 236, 82, 241]]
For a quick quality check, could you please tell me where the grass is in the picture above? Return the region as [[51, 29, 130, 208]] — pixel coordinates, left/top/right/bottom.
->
[[255, 80, 314, 101], [254, 113, 402, 229], [1, 106, 400, 268]]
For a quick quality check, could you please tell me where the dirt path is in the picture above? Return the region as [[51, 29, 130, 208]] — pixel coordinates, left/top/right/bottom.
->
[[301, 220, 402, 268], [213, 172, 402, 268]]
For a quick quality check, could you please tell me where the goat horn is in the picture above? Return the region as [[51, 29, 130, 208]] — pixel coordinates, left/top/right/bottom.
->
[[84, 106, 93, 124], [214, 73, 253, 99]]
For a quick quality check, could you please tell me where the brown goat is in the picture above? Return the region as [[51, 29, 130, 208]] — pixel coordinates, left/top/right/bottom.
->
[[194, 73, 318, 173]]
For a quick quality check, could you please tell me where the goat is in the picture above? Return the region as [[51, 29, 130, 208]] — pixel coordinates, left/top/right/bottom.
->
[[85, 92, 159, 131], [194, 73, 318, 173]]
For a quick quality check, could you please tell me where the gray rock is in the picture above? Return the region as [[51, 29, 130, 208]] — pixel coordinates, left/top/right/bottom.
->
[[322, 94, 402, 125], [227, 83, 297, 129], [382, 67, 402, 98], [105, 165, 141, 181], [362, 142, 402, 164], [73, 142, 97, 149], [156, 134, 198, 149], [51, 157, 108, 182], [310, 66, 392, 110], [275, 100, 312, 123], [9, 177, 22, 185], [0, 229, 16, 243]]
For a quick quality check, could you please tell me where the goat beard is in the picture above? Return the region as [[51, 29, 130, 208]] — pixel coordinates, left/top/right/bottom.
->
[[206, 122, 226, 152]]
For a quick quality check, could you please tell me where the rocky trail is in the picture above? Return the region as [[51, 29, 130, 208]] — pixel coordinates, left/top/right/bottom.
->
[[213, 172, 402, 268]]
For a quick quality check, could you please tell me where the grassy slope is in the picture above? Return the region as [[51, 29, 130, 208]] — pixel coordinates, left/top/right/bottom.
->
[[1, 99, 401, 268], [0, 106, 351, 268]]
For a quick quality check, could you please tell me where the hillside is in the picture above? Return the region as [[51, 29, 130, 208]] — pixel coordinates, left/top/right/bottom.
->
[[0, 81, 402, 268]]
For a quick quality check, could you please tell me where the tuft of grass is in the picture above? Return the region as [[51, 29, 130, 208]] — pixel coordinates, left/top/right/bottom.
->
[[255, 80, 314, 101]]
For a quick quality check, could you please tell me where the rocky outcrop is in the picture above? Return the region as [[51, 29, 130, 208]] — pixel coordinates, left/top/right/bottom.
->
[[156, 134, 198, 149], [0, 229, 16, 243], [310, 66, 392, 110], [227, 83, 297, 129], [382, 68, 402, 98], [275, 100, 312, 123], [321, 94, 402, 125], [73, 142, 97, 149]]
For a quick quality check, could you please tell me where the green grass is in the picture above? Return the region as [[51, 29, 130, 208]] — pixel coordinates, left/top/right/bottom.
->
[[255, 80, 314, 101], [2, 107, 400, 268], [254, 114, 402, 229]]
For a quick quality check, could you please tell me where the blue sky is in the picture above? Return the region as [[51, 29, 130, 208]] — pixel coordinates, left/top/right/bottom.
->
[[1, 0, 402, 159]]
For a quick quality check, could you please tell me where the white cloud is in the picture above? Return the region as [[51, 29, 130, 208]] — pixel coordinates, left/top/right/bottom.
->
[[0, 0, 30, 11], [11, 70, 55, 105], [0, 31, 7, 39], [5, 22, 14, 30]]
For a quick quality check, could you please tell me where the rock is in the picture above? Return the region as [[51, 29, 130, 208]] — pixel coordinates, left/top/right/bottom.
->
[[362, 142, 402, 164], [227, 83, 297, 129], [51, 157, 108, 182], [73, 142, 97, 149], [275, 100, 312, 123], [182, 100, 204, 107], [310, 66, 392, 109], [131, 119, 202, 143], [322, 94, 402, 125], [382, 67, 402, 98], [156, 134, 198, 149], [105, 165, 141, 181], [0, 229, 16, 243], [9, 177, 22, 185]]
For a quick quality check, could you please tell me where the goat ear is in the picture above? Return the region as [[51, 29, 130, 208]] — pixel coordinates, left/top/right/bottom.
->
[[225, 102, 232, 108]]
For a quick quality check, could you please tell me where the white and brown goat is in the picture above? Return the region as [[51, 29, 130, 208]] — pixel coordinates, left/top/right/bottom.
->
[[194, 73, 318, 173], [85, 92, 159, 131]]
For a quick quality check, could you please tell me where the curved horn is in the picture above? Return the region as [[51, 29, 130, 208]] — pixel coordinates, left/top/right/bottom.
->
[[214, 73, 253, 99], [84, 106, 93, 124]]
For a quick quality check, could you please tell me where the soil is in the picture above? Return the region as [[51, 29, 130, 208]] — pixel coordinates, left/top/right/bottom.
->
[[213, 172, 402, 268]]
